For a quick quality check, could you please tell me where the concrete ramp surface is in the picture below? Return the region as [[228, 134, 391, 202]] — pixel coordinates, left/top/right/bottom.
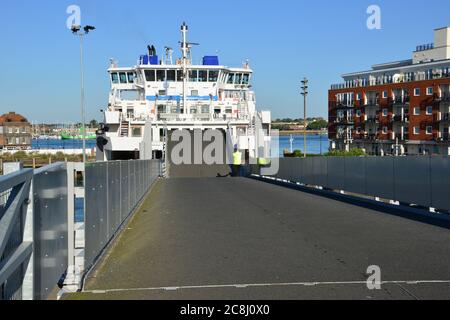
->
[[68, 177, 450, 300]]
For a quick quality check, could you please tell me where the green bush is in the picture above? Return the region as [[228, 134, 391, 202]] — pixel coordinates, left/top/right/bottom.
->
[[325, 149, 366, 157]]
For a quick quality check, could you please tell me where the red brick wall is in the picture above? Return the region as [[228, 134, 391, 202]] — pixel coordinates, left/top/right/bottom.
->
[[329, 78, 450, 141]]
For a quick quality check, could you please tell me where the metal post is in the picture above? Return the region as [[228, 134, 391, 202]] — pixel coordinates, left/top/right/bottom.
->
[[301, 78, 309, 158], [79, 34, 86, 165]]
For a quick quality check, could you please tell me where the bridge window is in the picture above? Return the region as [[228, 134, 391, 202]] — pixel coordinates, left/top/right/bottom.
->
[[127, 72, 135, 83], [157, 105, 166, 114], [201, 105, 210, 114], [198, 70, 208, 82], [176, 70, 183, 82], [156, 70, 166, 82], [167, 70, 176, 82], [119, 72, 127, 84], [242, 73, 250, 85], [227, 73, 235, 84], [208, 71, 219, 82], [234, 73, 242, 85], [145, 70, 155, 82], [111, 73, 119, 84], [189, 70, 198, 82]]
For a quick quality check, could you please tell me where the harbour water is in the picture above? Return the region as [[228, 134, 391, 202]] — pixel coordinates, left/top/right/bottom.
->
[[277, 134, 330, 156], [32, 139, 96, 150], [31, 136, 329, 156]]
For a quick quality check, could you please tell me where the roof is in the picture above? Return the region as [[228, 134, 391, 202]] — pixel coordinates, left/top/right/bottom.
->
[[0, 112, 29, 124]]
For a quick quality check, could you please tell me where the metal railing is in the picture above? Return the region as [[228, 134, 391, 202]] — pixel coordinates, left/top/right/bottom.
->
[[0, 169, 33, 300], [253, 156, 450, 212], [1, 159, 162, 300]]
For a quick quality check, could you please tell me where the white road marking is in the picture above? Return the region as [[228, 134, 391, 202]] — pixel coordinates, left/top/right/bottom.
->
[[84, 280, 450, 294]]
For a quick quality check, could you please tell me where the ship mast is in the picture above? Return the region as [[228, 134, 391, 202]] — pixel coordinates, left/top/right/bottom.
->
[[181, 22, 188, 115]]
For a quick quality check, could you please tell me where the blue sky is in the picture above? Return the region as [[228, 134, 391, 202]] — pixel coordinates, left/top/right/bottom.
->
[[0, 0, 449, 123]]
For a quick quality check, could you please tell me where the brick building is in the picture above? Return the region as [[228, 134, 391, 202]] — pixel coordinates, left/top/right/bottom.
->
[[0, 112, 32, 150], [329, 27, 450, 156]]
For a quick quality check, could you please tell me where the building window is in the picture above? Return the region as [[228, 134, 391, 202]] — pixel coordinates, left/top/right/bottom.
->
[[382, 91, 388, 99], [426, 106, 433, 115], [426, 126, 433, 135], [132, 127, 142, 137], [413, 127, 420, 135], [356, 110, 361, 117], [356, 93, 361, 101], [426, 87, 433, 96], [414, 88, 421, 96], [413, 107, 421, 116], [382, 127, 388, 134], [382, 109, 388, 117]]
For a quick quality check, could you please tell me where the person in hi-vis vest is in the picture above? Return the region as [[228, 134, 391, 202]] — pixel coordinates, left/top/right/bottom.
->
[[232, 145, 243, 177]]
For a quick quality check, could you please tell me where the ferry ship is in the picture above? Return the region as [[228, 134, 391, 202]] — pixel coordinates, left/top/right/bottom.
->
[[96, 23, 272, 162]]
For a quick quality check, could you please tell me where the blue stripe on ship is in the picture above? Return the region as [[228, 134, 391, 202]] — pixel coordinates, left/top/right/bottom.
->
[[146, 96, 218, 102]]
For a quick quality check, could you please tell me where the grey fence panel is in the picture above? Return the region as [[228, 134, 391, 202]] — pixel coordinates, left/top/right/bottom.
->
[[327, 158, 346, 190], [302, 158, 315, 185], [275, 158, 290, 180], [84, 162, 108, 269], [366, 157, 395, 200], [32, 163, 68, 300], [120, 161, 130, 223], [430, 157, 450, 210], [108, 162, 121, 237], [394, 157, 432, 207], [272, 156, 450, 211], [344, 157, 366, 195], [84, 160, 160, 271]]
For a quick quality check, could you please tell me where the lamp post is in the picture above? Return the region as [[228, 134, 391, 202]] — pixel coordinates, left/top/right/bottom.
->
[[71, 25, 95, 164], [301, 78, 309, 158]]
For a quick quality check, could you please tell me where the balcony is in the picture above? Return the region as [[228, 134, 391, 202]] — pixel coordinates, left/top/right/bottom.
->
[[366, 116, 380, 124], [434, 133, 449, 143], [334, 118, 355, 126], [394, 134, 410, 141], [392, 115, 410, 123], [365, 98, 380, 107], [442, 113, 450, 122], [331, 101, 354, 110], [434, 93, 450, 102], [392, 96, 410, 105]]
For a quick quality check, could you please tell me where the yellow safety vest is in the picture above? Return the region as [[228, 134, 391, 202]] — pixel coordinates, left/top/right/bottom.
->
[[258, 158, 270, 165], [233, 151, 242, 165]]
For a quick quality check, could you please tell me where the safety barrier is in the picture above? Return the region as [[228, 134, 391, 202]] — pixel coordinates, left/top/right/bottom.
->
[[253, 156, 450, 212], [0, 160, 161, 300]]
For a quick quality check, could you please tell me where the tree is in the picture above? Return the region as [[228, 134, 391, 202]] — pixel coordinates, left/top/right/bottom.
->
[[307, 119, 328, 131], [89, 119, 99, 128]]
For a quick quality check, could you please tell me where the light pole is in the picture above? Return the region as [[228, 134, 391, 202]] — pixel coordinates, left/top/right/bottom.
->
[[301, 78, 309, 158], [71, 24, 95, 164]]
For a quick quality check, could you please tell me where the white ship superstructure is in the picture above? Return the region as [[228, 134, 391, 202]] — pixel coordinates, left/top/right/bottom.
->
[[98, 23, 271, 161]]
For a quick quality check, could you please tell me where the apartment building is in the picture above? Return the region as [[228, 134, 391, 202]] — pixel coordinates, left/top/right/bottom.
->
[[329, 27, 450, 156], [0, 112, 32, 150]]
